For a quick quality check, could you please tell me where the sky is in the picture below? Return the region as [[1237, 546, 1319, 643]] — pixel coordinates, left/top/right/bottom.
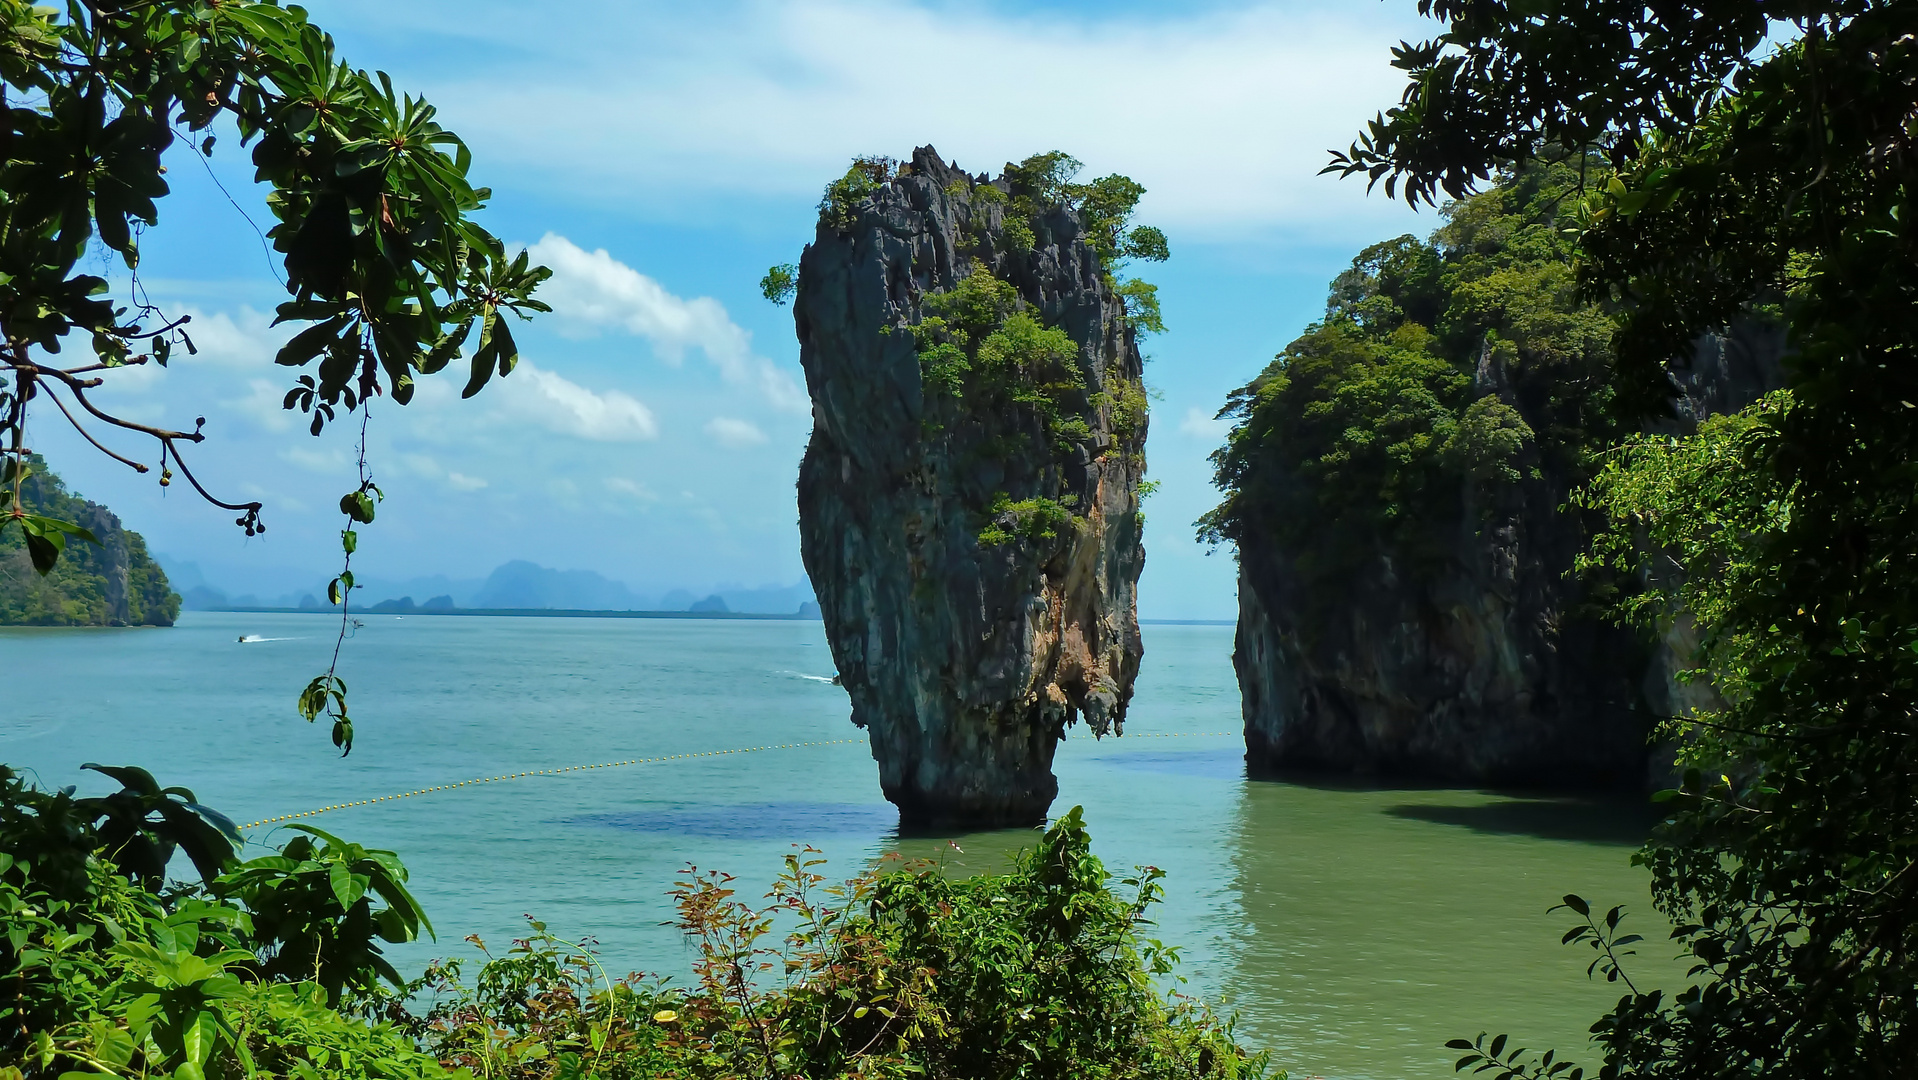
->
[[32, 0, 1443, 619]]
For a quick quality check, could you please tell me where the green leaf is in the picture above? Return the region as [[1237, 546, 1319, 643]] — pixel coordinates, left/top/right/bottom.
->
[[18, 515, 100, 574], [328, 860, 360, 910], [181, 1008, 218, 1066], [276, 314, 351, 367]]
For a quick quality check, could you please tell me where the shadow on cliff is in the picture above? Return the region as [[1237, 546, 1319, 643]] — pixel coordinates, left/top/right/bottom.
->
[[1382, 796, 1658, 846]]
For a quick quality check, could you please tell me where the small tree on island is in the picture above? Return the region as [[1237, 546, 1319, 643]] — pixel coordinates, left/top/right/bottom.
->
[[0, 0, 549, 751]]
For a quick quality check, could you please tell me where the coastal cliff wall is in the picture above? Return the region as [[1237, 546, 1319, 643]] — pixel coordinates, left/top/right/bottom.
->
[[0, 455, 178, 626], [1207, 164, 1784, 788], [1233, 326, 1783, 787], [792, 146, 1149, 828]]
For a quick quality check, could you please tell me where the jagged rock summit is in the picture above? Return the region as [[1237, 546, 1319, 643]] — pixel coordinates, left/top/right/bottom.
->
[[793, 146, 1149, 828]]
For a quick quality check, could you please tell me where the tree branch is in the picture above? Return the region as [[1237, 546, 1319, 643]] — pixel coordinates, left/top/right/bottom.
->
[[39, 384, 149, 474]]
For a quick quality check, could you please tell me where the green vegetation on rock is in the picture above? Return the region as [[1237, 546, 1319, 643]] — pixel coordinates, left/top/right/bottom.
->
[[1201, 161, 1618, 609], [1342, 4, 1918, 1077], [818, 155, 900, 233], [907, 153, 1164, 547], [977, 494, 1077, 547], [910, 265, 1087, 454], [0, 456, 178, 626]]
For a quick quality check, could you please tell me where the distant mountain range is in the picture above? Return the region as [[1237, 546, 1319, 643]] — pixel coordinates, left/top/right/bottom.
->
[[158, 556, 817, 616]]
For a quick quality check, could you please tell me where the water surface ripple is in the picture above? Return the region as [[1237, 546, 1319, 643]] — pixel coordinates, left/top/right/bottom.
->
[[2, 614, 1671, 1080]]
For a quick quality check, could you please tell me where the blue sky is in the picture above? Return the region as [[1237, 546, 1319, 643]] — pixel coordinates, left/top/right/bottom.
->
[[35, 0, 1440, 619]]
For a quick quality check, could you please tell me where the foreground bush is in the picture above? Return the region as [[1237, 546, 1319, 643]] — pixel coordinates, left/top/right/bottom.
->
[[0, 765, 1269, 1080], [408, 805, 1268, 1080], [0, 765, 444, 1080]]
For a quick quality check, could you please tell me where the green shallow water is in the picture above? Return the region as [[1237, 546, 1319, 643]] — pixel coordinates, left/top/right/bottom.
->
[[2, 613, 1672, 1079]]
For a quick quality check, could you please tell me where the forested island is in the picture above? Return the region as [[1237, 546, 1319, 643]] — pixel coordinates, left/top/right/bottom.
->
[[1202, 162, 1779, 787], [0, 456, 178, 627]]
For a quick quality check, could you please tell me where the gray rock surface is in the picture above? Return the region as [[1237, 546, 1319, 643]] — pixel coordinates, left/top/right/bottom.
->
[[1236, 326, 1786, 787], [793, 146, 1147, 828]]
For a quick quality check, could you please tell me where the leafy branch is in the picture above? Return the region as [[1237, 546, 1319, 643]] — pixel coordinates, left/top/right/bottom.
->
[[1448, 1031, 1585, 1080], [298, 410, 380, 755], [2, 0, 548, 748]]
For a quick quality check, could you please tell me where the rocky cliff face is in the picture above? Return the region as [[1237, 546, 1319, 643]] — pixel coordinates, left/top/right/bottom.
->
[[0, 456, 178, 626], [1236, 326, 1786, 787], [793, 146, 1147, 828]]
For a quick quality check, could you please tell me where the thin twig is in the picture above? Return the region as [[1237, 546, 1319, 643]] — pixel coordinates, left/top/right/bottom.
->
[[324, 408, 372, 683], [172, 122, 286, 288], [55, 358, 149, 375], [39, 384, 149, 473], [19, 363, 199, 441], [163, 442, 260, 514]]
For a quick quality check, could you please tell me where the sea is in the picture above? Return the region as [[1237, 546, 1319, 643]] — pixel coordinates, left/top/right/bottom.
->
[[1, 612, 1672, 1080]]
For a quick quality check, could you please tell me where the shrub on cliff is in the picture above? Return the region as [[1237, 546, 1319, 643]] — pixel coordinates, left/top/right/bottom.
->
[[1199, 161, 1619, 610]]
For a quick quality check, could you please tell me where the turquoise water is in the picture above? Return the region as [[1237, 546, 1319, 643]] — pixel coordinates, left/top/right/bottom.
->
[[1, 613, 1668, 1079]]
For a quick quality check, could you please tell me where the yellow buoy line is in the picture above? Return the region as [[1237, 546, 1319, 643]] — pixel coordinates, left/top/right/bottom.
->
[[241, 730, 1238, 832]]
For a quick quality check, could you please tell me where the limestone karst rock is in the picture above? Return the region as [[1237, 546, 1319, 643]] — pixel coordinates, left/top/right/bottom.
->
[[1207, 165, 1788, 789], [1233, 324, 1784, 787], [0, 455, 178, 626], [792, 147, 1149, 828]]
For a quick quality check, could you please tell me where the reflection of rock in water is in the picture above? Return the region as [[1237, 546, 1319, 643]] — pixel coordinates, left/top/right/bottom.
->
[[793, 147, 1147, 828], [1224, 778, 1672, 1080]]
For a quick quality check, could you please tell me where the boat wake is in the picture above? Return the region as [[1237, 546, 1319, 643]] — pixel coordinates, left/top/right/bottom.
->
[[236, 635, 299, 644], [777, 670, 839, 685]]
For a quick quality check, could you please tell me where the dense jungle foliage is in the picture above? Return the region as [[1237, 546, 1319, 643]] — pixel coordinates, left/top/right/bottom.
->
[[0, 768, 1268, 1080], [1334, 3, 1918, 1077], [0, 457, 177, 626], [1199, 161, 1617, 610]]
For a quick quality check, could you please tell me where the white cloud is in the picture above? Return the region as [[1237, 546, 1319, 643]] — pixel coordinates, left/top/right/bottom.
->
[[527, 234, 807, 411], [1179, 405, 1231, 441], [605, 477, 658, 501], [281, 445, 349, 473], [175, 306, 285, 368], [221, 378, 296, 433], [396, 453, 485, 490], [383, 0, 1430, 241], [399, 453, 443, 478], [494, 360, 660, 442], [704, 416, 768, 449]]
